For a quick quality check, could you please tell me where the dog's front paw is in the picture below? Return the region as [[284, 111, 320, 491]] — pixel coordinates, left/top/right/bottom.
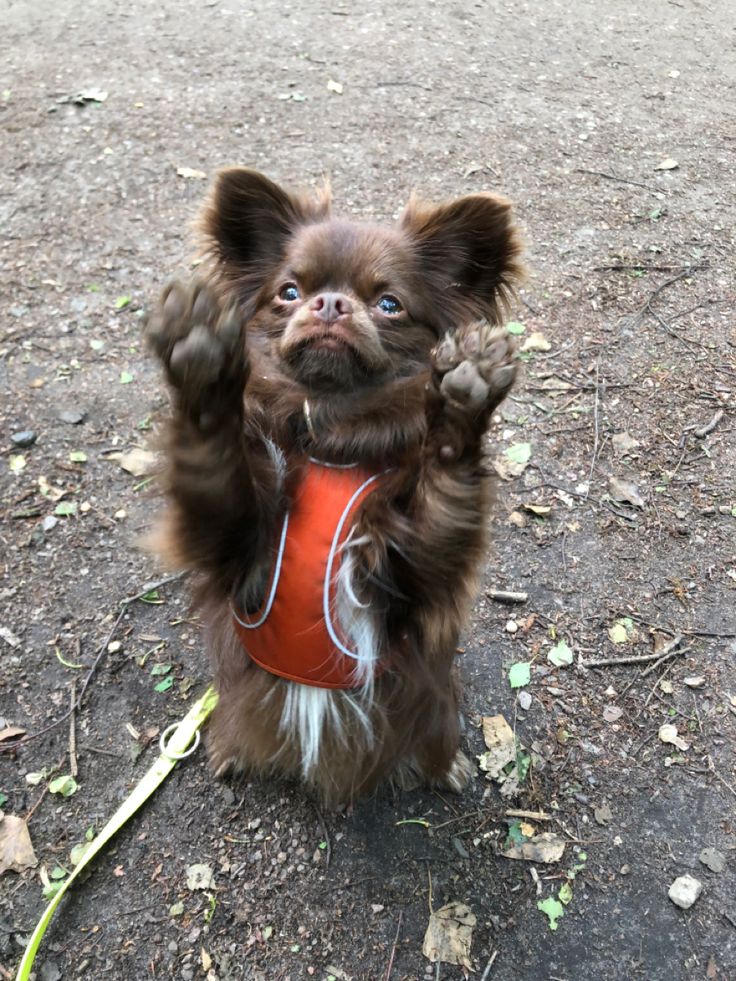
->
[[146, 279, 248, 424], [433, 321, 517, 412]]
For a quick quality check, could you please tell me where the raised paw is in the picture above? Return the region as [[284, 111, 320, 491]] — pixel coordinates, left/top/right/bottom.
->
[[437, 749, 474, 794], [145, 279, 247, 422], [433, 321, 517, 413]]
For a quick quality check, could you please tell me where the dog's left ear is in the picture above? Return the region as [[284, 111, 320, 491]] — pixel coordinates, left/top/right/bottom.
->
[[399, 192, 523, 321], [201, 168, 331, 299]]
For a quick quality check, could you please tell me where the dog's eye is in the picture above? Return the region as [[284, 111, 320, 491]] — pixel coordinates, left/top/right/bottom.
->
[[278, 283, 300, 302], [376, 295, 402, 315]]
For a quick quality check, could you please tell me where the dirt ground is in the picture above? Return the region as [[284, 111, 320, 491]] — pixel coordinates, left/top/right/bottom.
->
[[2, 1, 735, 979]]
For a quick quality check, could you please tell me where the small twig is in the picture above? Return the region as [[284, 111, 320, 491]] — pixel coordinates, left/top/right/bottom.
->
[[481, 951, 499, 981], [68, 681, 78, 777], [505, 809, 551, 821], [486, 589, 528, 604], [314, 805, 332, 870], [693, 409, 725, 439], [575, 167, 659, 194], [383, 911, 404, 981], [584, 356, 602, 499], [708, 755, 736, 798], [594, 264, 698, 273], [640, 638, 688, 677], [583, 651, 672, 669]]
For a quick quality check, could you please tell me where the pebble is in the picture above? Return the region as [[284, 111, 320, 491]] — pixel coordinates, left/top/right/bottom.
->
[[42, 516, 58, 532], [699, 847, 725, 873], [11, 430, 37, 447], [57, 408, 86, 425], [107, 640, 122, 653], [683, 676, 705, 688], [668, 874, 702, 909], [518, 690, 532, 711], [505, 620, 518, 634]]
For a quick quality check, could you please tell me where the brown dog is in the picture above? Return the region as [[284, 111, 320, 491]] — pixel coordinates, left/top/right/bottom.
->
[[146, 169, 522, 806]]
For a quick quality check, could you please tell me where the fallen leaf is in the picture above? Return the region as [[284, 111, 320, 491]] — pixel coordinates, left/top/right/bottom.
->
[[48, 775, 78, 797], [612, 431, 639, 455], [69, 451, 87, 463], [699, 847, 726, 874], [520, 331, 551, 353], [658, 723, 689, 752], [0, 813, 38, 873], [176, 166, 207, 180], [603, 704, 623, 723], [54, 501, 78, 517], [654, 157, 679, 171], [0, 627, 21, 649], [119, 370, 134, 384], [608, 617, 635, 645], [547, 640, 573, 668], [422, 901, 476, 969], [114, 448, 157, 477], [169, 900, 184, 917], [609, 477, 645, 508], [0, 726, 26, 742], [201, 949, 212, 972], [326, 79, 344, 94], [683, 676, 705, 688], [508, 662, 531, 688], [502, 831, 566, 864], [537, 895, 564, 930], [506, 321, 526, 335], [523, 502, 551, 516], [594, 802, 613, 826], [505, 442, 532, 465], [186, 863, 215, 891], [9, 455, 26, 473], [478, 715, 528, 797], [558, 881, 573, 905], [114, 296, 132, 311]]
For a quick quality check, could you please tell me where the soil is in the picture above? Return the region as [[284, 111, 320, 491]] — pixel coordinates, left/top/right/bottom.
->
[[1, 1, 735, 979]]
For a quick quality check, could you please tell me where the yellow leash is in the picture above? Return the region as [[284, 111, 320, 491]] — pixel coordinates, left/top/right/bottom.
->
[[16, 686, 219, 981]]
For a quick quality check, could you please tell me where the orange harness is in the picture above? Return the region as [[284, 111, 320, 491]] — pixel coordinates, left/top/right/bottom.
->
[[232, 460, 384, 689]]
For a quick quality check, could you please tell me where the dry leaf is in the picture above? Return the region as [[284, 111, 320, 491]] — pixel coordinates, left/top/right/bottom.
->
[[520, 331, 551, 353], [176, 166, 207, 180], [111, 448, 157, 477], [186, 863, 215, 890], [0, 726, 26, 742], [201, 948, 212, 972], [609, 477, 645, 508], [422, 901, 476, 969], [658, 723, 689, 752], [654, 157, 679, 171], [478, 715, 526, 798], [523, 502, 551, 516], [603, 705, 623, 723], [327, 79, 344, 94], [612, 431, 639, 455], [502, 831, 566, 864], [0, 813, 39, 874]]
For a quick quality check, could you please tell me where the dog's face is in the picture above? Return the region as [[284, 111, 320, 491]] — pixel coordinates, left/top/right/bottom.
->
[[203, 169, 521, 394]]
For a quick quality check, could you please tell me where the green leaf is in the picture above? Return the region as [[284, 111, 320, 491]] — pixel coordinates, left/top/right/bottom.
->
[[115, 295, 132, 310], [508, 661, 531, 689], [608, 617, 634, 644], [54, 501, 78, 517], [119, 370, 134, 384], [9, 455, 26, 473], [139, 589, 163, 605], [505, 820, 526, 847], [548, 640, 573, 667], [87, 284, 102, 293], [538, 896, 565, 931], [0, 791, 7, 808], [69, 451, 87, 463], [558, 881, 573, 905], [506, 321, 526, 335], [154, 676, 174, 693], [85, 825, 95, 841], [169, 901, 184, 917], [150, 663, 172, 677], [43, 879, 66, 900], [505, 442, 531, 465], [70, 842, 93, 866], [48, 774, 78, 797], [137, 414, 152, 431], [516, 749, 531, 783]]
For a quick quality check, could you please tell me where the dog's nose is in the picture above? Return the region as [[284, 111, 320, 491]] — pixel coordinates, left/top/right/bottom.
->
[[310, 292, 353, 324]]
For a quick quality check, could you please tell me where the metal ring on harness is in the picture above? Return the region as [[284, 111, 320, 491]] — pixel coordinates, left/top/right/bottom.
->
[[159, 722, 201, 760]]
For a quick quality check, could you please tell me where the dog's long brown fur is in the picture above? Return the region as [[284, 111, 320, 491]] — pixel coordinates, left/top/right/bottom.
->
[[147, 169, 522, 806]]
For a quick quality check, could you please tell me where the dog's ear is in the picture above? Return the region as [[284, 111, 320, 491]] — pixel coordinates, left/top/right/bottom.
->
[[399, 192, 523, 322], [201, 168, 331, 296]]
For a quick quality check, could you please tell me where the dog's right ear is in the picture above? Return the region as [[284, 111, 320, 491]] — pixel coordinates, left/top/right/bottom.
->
[[201, 168, 331, 294]]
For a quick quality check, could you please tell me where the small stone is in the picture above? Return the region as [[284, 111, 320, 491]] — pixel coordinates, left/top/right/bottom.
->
[[518, 690, 532, 711], [57, 408, 86, 425], [620, 864, 630, 875], [42, 515, 59, 532], [107, 640, 122, 653], [505, 620, 518, 634], [699, 848, 726, 873], [452, 836, 470, 859], [114, 509, 127, 520], [11, 430, 37, 447], [668, 874, 702, 909], [40, 960, 62, 981], [683, 676, 705, 688]]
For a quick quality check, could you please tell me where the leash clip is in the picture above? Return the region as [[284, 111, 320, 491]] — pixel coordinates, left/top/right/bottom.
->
[[159, 722, 201, 760]]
